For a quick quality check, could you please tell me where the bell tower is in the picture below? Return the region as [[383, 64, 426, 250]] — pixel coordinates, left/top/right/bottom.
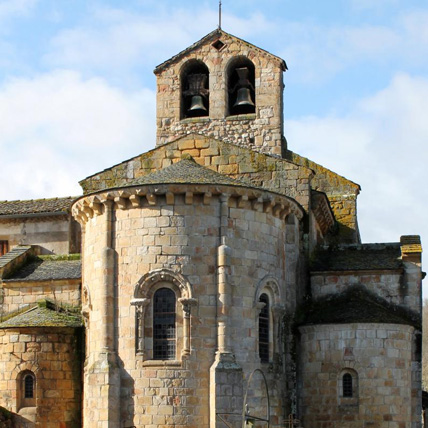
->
[[154, 29, 287, 156]]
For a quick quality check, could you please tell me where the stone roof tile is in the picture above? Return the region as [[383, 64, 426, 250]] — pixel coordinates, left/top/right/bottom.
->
[[2, 257, 81, 282], [0, 302, 82, 328], [311, 243, 402, 272], [0, 246, 32, 270], [298, 286, 420, 328], [0, 196, 77, 217], [125, 158, 255, 189]]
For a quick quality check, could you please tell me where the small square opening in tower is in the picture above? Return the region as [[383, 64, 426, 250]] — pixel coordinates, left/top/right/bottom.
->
[[212, 39, 225, 51]]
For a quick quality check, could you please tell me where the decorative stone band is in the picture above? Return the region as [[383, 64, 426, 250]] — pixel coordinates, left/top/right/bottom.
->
[[71, 183, 304, 225]]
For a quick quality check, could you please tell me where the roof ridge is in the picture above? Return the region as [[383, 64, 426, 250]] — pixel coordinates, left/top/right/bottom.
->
[[154, 28, 287, 74], [0, 196, 78, 203], [121, 156, 255, 189]]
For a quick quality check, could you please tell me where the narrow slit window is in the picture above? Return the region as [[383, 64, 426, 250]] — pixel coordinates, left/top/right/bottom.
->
[[259, 293, 269, 363], [153, 288, 176, 360], [343, 373, 353, 397], [24, 374, 34, 398]]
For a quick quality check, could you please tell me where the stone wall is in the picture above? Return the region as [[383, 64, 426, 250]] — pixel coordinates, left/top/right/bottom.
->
[[80, 134, 313, 211], [286, 150, 360, 243], [155, 30, 286, 156], [0, 216, 74, 255], [298, 323, 421, 428], [0, 327, 82, 428], [0, 280, 80, 315], [311, 269, 420, 316], [76, 183, 303, 427]]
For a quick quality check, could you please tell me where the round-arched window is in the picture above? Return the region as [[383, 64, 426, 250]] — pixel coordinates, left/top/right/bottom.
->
[[153, 288, 176, 360], [259, 293, 270, 363]]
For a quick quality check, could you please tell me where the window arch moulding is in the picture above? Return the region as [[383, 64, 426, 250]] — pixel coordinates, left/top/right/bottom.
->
[[131, 269, 197, 364]]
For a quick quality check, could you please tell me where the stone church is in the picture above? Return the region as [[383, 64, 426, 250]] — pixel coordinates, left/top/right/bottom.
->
[[0, 28, 423, 428]]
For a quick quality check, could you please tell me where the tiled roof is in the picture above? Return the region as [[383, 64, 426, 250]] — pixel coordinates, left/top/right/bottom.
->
[[125, 158, 254, 189], [0, 245, 32, 270], [297, 285, 420, 328], [0, 302, 82, 328], [311, 243, 402, 272], [2, 256, 81, 282], [0, 196, 77, 217]]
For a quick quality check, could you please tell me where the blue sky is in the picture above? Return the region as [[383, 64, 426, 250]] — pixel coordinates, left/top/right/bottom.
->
[[1, 0, 427, 293]]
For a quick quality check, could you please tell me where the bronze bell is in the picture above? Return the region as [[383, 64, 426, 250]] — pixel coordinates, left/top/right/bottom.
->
[[189, 95, 207, 112], [233, 87, 255, 107]]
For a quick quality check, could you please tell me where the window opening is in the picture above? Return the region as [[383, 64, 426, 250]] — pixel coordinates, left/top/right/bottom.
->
[[0, 240, 9, 256], [153, 288, 176, 360], [24, 374, 34, 398], [228, 58, 255, 116], [181, 61, 209, 119], [259, 293, 269, 363], [212, 39, 225, 51], [343, 373, 353, 397]]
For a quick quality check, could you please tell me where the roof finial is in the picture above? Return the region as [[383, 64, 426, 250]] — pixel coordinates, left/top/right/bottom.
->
[[218, 0, 222, 29]]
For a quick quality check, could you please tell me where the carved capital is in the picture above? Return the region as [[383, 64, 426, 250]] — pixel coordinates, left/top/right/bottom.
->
[[178, 298, 197, 317]]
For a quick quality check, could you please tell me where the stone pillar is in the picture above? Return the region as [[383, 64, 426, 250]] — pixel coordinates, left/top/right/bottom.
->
[[210, 193, 243, 428], [130, 298, 150, 356], [85, 200, 121, 428], [178, 297, 197, 357]]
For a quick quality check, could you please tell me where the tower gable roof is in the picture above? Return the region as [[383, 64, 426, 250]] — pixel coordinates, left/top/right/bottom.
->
[[154, 28, 287, 75], [126, 157, 253, 188]]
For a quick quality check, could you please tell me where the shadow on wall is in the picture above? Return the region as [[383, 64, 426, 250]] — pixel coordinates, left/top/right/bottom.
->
[[120, 363, 135, 428]]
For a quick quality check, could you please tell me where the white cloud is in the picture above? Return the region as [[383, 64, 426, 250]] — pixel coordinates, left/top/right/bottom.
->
[[44, 7, 215, 74], [0, 0, 36, 22], [0, 70, 155, 200], [285, 72, 427, 290], [42, 5, 277, 78], [279, 11, 428, 84]]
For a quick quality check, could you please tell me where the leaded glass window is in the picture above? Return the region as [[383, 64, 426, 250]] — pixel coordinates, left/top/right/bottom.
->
[[24, 374, 34, 398], [343, 373, 353, 397], [153, 288, 176, 360], [259, 293, 269, 363]]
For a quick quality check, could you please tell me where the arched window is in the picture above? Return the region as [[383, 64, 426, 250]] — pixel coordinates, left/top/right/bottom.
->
[[18, 371, 36, 409], [259, 293, 270, 363], [132, 269, 196, 363], [342, 373, 353, 397], [153, 288, 176, 360], [227, 57, 256, 116], [181, 60, 209, 119], [338, 369, 358, 406], [24, 374, 34, 398]]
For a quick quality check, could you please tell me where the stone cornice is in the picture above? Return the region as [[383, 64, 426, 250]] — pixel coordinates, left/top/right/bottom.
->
[[72, 183, 304, 225]]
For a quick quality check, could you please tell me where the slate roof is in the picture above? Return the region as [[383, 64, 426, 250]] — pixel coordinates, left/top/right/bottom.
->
[[154, 28, 287, 74], [0, 245, 32, 270], [311, 243, 402, 272], [0, 196, 77, 217], [0, 302, 82, 328], [125, 158, 254, 189], [297, 285, 420, 328], [2, 256, 81, 282]]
